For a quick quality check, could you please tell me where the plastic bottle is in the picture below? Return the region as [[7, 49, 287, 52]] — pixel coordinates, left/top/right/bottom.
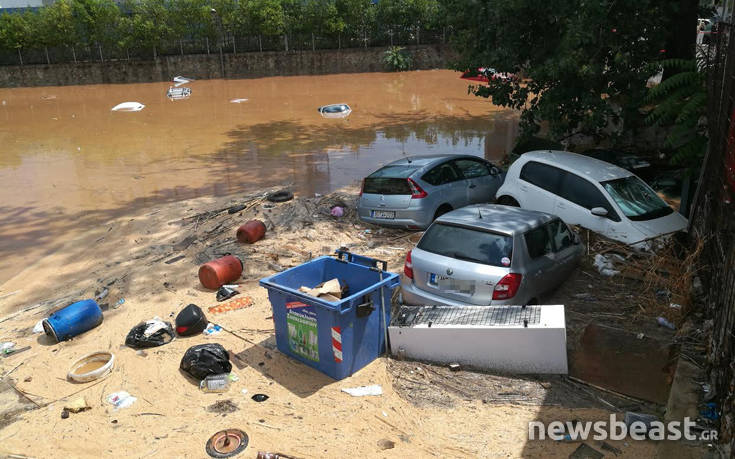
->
[[657, 317, 676, 330]]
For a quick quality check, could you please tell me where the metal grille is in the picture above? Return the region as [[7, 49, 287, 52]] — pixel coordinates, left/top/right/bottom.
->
[[690, 4, 735, 448], [391, 305, 542, 327]]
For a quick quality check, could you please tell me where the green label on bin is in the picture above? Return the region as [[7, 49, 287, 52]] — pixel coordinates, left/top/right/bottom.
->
[[287, 307, 319, 362]]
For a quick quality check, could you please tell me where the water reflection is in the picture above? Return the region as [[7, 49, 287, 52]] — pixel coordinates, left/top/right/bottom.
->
[[0, 70, 518, 285]]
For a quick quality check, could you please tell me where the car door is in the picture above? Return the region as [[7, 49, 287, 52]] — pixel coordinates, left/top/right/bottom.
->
[[522, 223, 557, 299], [452, 158, 499, 203], [422, 161, 469, 208], [517, 161, 564, 213], [548, 219, 582, 280], [554, 171, 621, 235]]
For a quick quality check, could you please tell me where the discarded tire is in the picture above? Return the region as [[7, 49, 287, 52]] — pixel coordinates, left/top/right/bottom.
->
[[236, 220, 266, 244], [205, 429, 248, 458], [199, 255, 243, 290], [266, 190, 293, 203]]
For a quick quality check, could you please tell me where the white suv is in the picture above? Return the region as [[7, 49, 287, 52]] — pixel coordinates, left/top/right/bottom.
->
[[495, 150, 687, 244]]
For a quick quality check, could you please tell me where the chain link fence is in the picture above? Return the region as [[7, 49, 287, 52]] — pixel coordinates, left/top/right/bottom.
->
[[690, 10, 735, 449]]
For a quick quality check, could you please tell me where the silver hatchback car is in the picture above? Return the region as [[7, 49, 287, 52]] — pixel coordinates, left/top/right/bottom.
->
[[358, 155, 504, 229], [401, 204, 584, 306]]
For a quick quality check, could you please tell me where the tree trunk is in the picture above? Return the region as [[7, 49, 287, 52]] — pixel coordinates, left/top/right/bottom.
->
[[98, 43, 103, 62], [126, 48, 130, 61], [284, 34, 288, 52], [153, 46, 157, 60], [180, 40, 184, 55], [416, 26, 420, 45], [45, 46, 50, 65], [206, 37, 210, 54], [390, 29, 393, 46], [442, 27, 446, 44], [17, 48, 23, 66], [364, 30, 368, 48], [258, 35, 262, 52], [233, 37, 236, 54], [338, 32, 341, 49], [312, 32, 315, 51], [72, 46, 77, 64]]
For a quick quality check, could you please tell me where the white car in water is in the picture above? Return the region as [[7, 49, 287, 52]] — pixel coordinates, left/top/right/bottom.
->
[[494, 150, 688, 244]]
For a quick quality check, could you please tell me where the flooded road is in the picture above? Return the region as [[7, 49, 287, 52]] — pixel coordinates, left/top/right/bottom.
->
[[0, 70, 518, 286]]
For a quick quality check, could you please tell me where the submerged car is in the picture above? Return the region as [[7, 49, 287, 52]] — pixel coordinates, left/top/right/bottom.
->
[[166, 86, 192, 100], [318, 103, 351, 118], [495, 150, 688, 244], [401, 204, 584, 306], [358, 154, 504, 230]]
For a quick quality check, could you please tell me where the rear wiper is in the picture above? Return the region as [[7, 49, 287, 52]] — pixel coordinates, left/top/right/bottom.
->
[[449, 252, 485, 264]]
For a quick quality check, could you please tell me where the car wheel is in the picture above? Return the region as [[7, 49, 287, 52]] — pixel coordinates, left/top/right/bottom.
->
[[497, 196, 520, 207], [433, 204, 452, 220]]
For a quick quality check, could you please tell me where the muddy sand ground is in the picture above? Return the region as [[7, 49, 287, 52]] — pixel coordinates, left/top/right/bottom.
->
[[0, 186, 705, 458]]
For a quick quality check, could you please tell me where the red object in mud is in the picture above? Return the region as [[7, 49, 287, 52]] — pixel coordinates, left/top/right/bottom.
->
[[198, 255, 243, 290], [236, 220, 266, 244]]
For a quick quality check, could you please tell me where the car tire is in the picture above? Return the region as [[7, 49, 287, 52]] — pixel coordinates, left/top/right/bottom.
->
[[266, 190, 294, 203], [497, 196, 520, 207], [433, 204, 452, 220]]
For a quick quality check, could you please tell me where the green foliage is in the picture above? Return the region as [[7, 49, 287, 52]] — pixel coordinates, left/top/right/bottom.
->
[[0, 11, 31, 51], [645, 59, 708, 168], [445, 0, 677, 143], [384, 45, 411, 71]]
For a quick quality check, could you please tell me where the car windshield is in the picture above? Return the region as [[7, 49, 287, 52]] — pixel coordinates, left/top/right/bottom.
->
[[324, 105, 347, 113], [418, 223, 513, 267], [601, 176, 673, 221]]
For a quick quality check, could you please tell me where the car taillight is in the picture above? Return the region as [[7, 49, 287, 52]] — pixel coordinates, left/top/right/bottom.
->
[[359, 178, 365, 196], [404, 250, 414, 279], [407, 178, 428, 199], [492, 273, 522, 300]]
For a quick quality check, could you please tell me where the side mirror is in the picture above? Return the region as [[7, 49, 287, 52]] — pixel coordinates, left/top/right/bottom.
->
[[489, 166, 501, 176], [591, 207, 608, 217], [573, 233, 581, 245]]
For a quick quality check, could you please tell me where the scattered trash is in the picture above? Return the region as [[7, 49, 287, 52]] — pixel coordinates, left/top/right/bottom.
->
[[656, 317, 676, 330], [61, 409, 70, 419], [114, 298, 125, 308], [165, 255, 186, 264], [298, 278, 347, 302], [0, 342, 15, 354], [96, 288, 109, 300], [180, 343, 232, 380], [318, 103, 352, 118], [236, 220, 267, 243], [623, 412, 659, 432], [448, 363, 461, 372], [569, 443, 603, 459], [166, 86, 192, 100], [251, 393, 269, 402], [266, 190, 294, 203], [125, 318, 175, 349], [199, 255, 244, 290], [203, 323, 223, 336], [341, 385, 383, 397], [111, 102, 145, 112], [43, 299, 103, 342], [223, 284, 239, 289], [330, 206, 344, 217], [207, 399, 239, 413], [201, 374, 231, 393], [67, 351, 115, 383], [173, 75, 194, 87], [230, 98, 249, 104], [593, 254, 620, 277], [670, 303, 682, 309], [377, 439, 395, 450], [106, 391, 137, 410], [63, 397, 91, 413], [636, 332, 645, 339], [206, 429, 249, 458], [600, 441, 622, 456], [176, 304, 209, 336], [216, 285, 240, 302], [228, 373, 239, 382], [228, 204, 246, 214], [700, 402, 720, 420], [2, 345, 30, 357], [241, 389, 248, 395], [655, 289, 671, 302]]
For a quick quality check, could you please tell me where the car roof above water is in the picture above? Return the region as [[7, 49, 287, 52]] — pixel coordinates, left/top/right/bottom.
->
[[521, 150, 633, 182], [435, 204, 555, 235], [383, 154, 481, 170]]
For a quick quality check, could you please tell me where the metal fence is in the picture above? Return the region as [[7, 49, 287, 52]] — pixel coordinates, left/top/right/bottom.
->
[[0, 27, 447, 66], [690, 10, 735, 448]]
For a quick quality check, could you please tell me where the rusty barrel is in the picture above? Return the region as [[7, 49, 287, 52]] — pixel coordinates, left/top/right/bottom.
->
[[199, 255, 243, 290], [236, 220, 266, 244]]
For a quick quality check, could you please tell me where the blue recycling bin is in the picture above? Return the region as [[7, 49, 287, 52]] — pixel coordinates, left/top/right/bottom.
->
[[259, 251, 399, 380]]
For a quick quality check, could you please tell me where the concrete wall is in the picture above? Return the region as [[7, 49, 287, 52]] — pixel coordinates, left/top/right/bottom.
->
[[0, 44, 456, 88]]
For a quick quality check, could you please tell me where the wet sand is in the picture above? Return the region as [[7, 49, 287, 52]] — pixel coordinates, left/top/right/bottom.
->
[[0, 70, 517, 287]]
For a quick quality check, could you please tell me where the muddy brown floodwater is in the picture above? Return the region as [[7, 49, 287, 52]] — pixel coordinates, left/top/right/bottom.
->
[[0, 69, 518, 286]]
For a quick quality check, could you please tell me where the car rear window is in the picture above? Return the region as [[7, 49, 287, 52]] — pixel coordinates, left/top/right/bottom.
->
[[364, 165, 416, 195], [417, 223, 513, 267]]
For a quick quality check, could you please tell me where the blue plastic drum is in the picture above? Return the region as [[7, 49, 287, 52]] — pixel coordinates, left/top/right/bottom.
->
[[43, 299, 103, 342]]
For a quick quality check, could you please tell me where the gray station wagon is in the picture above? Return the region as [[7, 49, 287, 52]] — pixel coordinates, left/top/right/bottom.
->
[[358, 154, 504, 230], [401, 204, 584, 306]]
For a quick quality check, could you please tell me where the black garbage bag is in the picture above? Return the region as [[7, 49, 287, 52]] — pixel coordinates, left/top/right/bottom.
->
[[125, 319, 175, 349], [175, 304, 208, 336], [180, 343, 232, 380]]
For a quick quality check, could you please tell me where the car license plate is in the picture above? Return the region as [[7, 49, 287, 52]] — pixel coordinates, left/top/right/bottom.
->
[[371, 210, 395, 219], [429, 273, 474, 294]]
